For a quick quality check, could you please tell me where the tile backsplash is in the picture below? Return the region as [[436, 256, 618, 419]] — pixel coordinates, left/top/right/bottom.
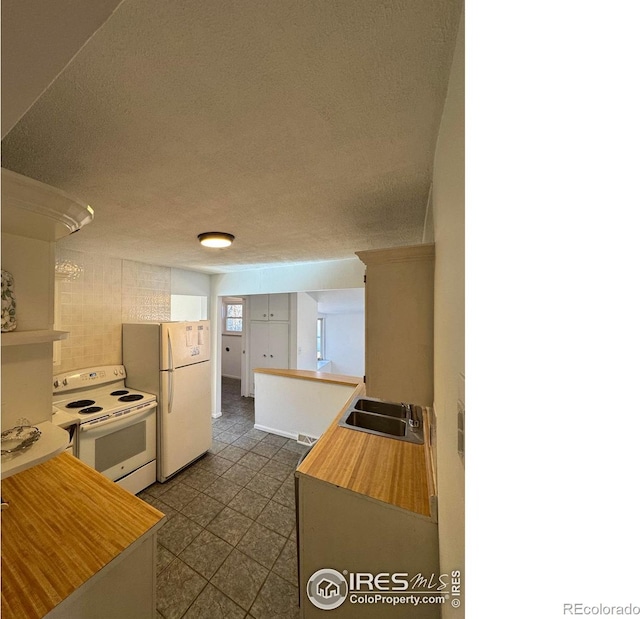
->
[[55, 249, 171, 373], [122, 259, 171, 322]]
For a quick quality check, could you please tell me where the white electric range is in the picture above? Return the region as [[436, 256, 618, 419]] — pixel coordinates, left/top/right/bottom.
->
[[52, 365, 157, 494]]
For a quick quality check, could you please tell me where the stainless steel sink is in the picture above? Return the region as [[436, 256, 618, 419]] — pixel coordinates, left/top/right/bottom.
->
[[338, 396, 424, 444], [352, 398, 406, 418], [343, 410, 406, 436]]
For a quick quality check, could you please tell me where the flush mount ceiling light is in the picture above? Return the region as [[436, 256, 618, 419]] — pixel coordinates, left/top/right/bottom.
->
[[198, 232, 235, 248]]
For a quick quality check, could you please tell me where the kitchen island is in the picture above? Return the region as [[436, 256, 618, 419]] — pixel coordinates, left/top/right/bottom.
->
[[0, 452, 165, 619]]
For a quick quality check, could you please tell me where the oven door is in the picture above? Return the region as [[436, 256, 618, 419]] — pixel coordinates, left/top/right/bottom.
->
[[78, 403, 157, 483]]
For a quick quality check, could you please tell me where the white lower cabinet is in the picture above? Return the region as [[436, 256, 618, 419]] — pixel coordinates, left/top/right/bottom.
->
[[45, 534, 158, 619], [297, 475, 441, 618]]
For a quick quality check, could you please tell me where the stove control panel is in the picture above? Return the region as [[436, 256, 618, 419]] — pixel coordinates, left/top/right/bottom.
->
[[53, 365, 127, 393]]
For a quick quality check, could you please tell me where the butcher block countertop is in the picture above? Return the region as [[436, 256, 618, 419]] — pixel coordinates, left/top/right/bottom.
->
[[0, 452, 165, 619], [253, 367, 361, 386], [296, 383, 437, 519]]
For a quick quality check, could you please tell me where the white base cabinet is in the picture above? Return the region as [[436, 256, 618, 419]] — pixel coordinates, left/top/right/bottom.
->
[[45, 535, 158, 619], [297, 475, 441, 618]]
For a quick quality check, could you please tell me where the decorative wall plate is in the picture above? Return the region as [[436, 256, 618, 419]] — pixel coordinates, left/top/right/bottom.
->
[[1, 426, 41, 455], [1, 269, 17, 332]]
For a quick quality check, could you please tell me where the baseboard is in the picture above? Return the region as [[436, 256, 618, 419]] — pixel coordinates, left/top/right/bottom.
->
[[253, 423, 297, 441], [212, 411, 222, 419], [296, 433, 318, 447], [222, 373, 241, 380]]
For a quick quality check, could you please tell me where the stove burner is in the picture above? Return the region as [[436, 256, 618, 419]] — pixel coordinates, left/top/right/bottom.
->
[[118, 394, 144, 402], [79, 406, 103, 414], [110, 390, 129, 396], [66, 399, 96, 409]]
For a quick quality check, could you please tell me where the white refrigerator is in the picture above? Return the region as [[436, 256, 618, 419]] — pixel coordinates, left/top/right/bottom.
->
[[123, 320, 212, 482]]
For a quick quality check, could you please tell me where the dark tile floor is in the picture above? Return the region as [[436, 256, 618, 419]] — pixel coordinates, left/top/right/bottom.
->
[[138, 377, 304, 619]]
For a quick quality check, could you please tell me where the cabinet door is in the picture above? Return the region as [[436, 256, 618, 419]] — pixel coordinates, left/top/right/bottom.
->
[[267, 293, 289, 321], [358, 245, 435, 406], [248, 321, 290, 393], [249, 322, 269, 393], [267, 322, 289, 368], [249, 295, 269, 321]]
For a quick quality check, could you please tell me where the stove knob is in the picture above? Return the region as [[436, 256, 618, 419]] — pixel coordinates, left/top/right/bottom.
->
[[53, 380, 59, 388], [114, 369, 118, 376], [62, 378, 68, 386], [119, 369, 124, 375]]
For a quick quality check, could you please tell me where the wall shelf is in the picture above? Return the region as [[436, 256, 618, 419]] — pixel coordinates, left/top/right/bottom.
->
[[0, 421, 69, 480], [1, 329, 69, 347]]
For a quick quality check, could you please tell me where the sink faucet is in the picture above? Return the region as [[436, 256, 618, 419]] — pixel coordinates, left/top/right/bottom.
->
[[403, 403, 421, 429]]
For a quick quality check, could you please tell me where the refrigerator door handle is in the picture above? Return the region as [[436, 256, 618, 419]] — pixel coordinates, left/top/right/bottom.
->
[[168, 368, 174, 414], [167, 329, 174, 371], [167, 329, 175, 414]]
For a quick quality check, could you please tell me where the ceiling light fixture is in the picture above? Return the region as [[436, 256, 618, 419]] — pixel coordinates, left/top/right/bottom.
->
[[198, 232, 235, 248]]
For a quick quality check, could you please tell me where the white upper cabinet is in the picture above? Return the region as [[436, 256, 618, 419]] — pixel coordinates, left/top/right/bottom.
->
[[249, 294, 290, 321], [356, 244, 435, 407]]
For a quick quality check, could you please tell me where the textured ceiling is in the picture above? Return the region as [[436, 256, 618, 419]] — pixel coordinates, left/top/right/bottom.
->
[[1, 0, 123, 138], [1, 0, 462, 274]]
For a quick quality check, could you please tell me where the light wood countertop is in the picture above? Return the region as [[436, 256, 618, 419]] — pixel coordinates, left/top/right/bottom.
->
[[0, 452, 165, 619], [296, 384, 437, 519], [253, 367, 361, 386]]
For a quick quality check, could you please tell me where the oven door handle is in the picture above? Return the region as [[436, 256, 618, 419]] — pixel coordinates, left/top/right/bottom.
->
[[80, 402, 157, 432]]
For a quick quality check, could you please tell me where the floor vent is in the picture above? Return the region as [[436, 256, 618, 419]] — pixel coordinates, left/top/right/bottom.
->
[[297, 433, 317, 447]]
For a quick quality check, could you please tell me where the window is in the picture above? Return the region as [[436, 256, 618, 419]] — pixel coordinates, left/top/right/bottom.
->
[[317, 317, 325, 360], [224, 302, 243, 334]]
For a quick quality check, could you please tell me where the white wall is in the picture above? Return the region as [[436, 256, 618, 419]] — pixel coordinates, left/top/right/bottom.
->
[[170, 268, 211, 320], [314, 288, 364, 377], [295, 292, 318, 371], [170, 295, 207, 321], [431, 12, 465, 619], [212, 258, 364, 296], [170, 268, 210, 296], [323, 312, 365, 377]]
